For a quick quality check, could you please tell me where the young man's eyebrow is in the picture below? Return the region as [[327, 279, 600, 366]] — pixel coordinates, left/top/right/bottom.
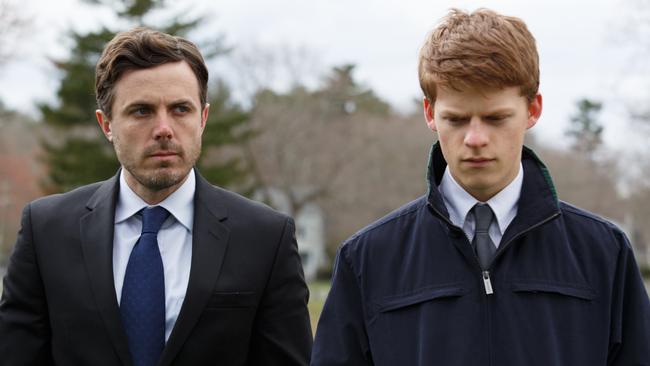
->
[[439, 111, 470, 118], [439, 109, 515, 118], [483, 108, 515, 115]]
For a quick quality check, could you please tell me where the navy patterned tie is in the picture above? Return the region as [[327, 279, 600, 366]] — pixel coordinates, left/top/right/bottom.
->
[[472, 203, 497, 270], [120, 206, 170, 366]]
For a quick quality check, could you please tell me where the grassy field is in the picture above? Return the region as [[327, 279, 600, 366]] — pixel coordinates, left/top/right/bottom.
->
[[308, 281, 331, 332]]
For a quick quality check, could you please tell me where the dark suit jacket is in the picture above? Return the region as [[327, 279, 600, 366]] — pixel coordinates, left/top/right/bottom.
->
[[0, 170, 312, 365]]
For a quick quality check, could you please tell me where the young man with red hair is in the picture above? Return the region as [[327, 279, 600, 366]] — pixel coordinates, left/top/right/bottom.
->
[[312, 8, 650, 365]]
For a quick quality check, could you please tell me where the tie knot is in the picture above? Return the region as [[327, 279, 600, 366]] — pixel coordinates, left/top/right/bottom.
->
[[473, 203, 494, 232], [141, 206, 170, 234]]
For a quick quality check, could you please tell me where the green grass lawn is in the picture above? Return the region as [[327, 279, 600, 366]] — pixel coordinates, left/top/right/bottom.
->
[[308, 281, 331, 333]]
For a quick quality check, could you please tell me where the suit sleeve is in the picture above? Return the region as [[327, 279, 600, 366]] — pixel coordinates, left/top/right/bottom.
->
[[311, 245, 373, 366], [247, 217, 313, 366], [607, 230, 650, 365], [0, 203, 54, 365]]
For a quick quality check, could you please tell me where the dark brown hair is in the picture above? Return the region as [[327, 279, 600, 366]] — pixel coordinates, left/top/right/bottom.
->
[[418, 8, 539, 102], [95, 27, 208, 118]]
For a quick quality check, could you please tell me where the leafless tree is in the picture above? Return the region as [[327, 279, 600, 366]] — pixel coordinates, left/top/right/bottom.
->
[[248, 87, 368, 216], [248, 85, 436, 251], [0, 0, 30, 68], [0, 111, 45, 261], [228, 42, 322, 105], [232, 42, 434, 251]]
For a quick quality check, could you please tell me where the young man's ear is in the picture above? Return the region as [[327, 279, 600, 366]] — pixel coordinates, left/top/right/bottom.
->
[[423, 97, 437, 132], [200, 103, 210, 133], [527, 93, 543, 129], [96, 109, 113, 142]]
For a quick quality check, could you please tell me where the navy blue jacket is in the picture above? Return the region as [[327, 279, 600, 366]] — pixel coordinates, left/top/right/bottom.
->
[[312, 144, 650, 365]]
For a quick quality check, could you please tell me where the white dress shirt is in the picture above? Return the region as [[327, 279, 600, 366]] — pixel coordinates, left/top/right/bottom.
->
[[438, 163, 523, 247], [113, 169, 194, 342]]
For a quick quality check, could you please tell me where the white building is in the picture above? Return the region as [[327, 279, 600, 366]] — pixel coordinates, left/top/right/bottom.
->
[[254, 187, 327, 282]]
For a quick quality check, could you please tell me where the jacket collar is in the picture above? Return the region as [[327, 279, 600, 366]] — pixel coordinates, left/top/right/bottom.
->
[[425, 142, 560, 235], [82, 171, 133, 365]]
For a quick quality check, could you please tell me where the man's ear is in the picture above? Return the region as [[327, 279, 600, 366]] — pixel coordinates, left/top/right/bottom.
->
[[96, 109, 113, 142], [200, 103, 210, 134], [527, 93, 543, 129], [423, 97, 437, 131]]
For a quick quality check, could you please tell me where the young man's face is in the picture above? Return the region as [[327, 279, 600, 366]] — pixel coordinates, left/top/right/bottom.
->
[[424, 86, 542, 202], [96, 61, 209, 202]]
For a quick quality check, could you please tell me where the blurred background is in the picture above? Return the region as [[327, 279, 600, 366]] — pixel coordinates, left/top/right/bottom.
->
[[2, 0, 650, 330]]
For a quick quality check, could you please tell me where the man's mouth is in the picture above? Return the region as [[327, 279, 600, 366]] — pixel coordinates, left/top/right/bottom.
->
[[462, 157, 495, 166], [148, 151, 179, 159], [464, 157, 492, 162]]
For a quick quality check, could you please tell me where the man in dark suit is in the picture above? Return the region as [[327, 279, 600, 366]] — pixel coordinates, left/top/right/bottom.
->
[[0, 27, 312, 365]]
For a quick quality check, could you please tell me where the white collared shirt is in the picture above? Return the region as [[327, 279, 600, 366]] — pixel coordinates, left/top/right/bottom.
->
[[113, 169, 194, 342], [438, 163, 523, 247]]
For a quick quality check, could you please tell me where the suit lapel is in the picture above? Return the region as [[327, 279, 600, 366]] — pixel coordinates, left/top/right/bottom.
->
[[80, 173, 133, 366], [158, 172, 230, 366]]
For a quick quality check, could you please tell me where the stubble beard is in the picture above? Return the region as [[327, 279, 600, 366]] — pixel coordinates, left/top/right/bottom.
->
[[118, 139, 202, 193], [133, 164, 187, 191]]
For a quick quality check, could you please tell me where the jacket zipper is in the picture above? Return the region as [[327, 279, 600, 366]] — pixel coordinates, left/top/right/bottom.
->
[[482, 271, 493, 295], [490, 212, 561, 267], [430, 205, 496, 295], [429, 196, 560, 366], [430, 203, 560, 295], [430, 205, 491, 288], [481, 212, 560, 295]]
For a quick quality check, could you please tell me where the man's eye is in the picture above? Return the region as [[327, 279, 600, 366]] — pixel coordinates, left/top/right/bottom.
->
[[447, 117, 468, 124], [485, 115, 507, 122], [173, 105, 190, 114], [132, 107, 150, 117]]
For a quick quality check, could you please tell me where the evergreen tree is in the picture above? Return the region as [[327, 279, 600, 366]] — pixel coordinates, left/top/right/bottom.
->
[[317, 64, 391, 116], [565, 98, 604, 158], [40, 0, 252, 193]]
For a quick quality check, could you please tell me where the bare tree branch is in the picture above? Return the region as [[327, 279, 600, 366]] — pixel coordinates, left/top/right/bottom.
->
[[0, 0, 30, 67]]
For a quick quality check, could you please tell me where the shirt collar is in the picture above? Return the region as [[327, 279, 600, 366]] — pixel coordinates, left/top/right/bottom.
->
[[114, 168, 196, 232], [439, 163, 523, 235]]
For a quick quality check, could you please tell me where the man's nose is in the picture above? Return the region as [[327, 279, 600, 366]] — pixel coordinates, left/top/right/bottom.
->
[[153, 112, 173, 140], [464, 118, 489, 147]]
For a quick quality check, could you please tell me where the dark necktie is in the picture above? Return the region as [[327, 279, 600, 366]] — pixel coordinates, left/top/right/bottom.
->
[[120, 206, 170, 366], [472, 203, 496, 270]]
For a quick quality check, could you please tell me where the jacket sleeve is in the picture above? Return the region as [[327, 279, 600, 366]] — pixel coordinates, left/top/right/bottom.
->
[[247, 217, 313, 366], [607, 230, 650, 365], [0, 203, 54, 365], [311, 245, 373, 365]]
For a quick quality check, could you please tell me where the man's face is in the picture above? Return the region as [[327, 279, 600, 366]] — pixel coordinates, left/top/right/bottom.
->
[[96, 61, 208, 201], [424, 86, 542, 202]]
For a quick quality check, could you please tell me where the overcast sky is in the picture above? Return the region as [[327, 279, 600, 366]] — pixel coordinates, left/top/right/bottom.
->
[[1, 0, 648, 151]]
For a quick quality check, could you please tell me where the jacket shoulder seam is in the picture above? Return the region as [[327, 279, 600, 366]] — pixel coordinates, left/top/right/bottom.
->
[[559, 201, 625, 251], [560, 201, 618, 228], [344, 197, 426, 245]]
